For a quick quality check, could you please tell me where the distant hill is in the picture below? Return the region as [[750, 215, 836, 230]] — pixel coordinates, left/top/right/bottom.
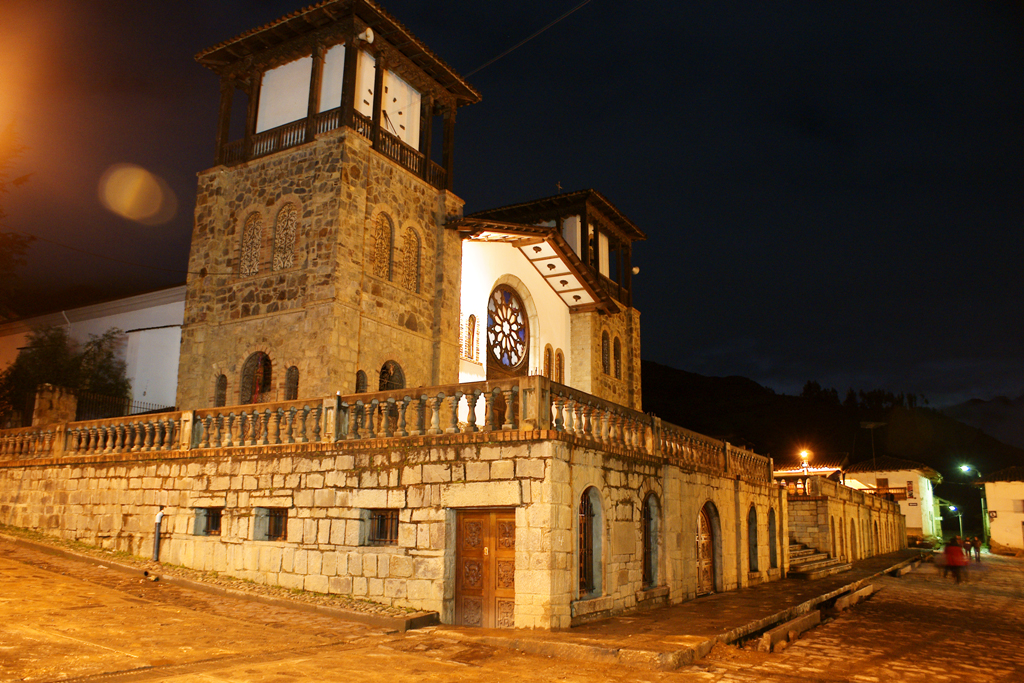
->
[[941, 395, 1024, 450], [641, 360, 1024, 535]]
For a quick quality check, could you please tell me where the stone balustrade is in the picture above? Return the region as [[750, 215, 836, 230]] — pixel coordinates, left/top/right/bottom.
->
[[0, 425, 58, 458], [0, 376, 774, 485]]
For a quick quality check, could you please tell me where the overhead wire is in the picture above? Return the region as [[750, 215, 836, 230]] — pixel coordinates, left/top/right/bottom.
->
[[465, 0, 595, 77]]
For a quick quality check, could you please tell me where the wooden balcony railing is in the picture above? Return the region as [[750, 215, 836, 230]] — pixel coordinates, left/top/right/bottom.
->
[[219, 108, 447, 190], [0, 377, 773, 486]]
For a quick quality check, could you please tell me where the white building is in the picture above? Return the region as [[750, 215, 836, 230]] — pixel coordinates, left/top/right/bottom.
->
[[844, 455, 943, 541], [0, 285, 185, 410], [980, 466, 1024, 552]]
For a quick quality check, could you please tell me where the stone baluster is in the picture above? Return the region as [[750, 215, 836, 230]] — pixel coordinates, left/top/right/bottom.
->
[[397, 397, 411, 437], [424, 393, 441, 435], [197, 416, 209, 448], [220, 413, 232, 448], [465, 391, 480, 432], [483, 389, 497, 431], [263, 409, 277, 444], [501, 388, 516, 430], [447, 391, 463, 434], [286, 407, 298, 444], [552, 394, 565, 432], [415, 396, 427, 436], [309, 406, 321, 442], [297, 405, 310, 443], [382, 399, 394, 438], [259, 409, 270, 445], [141, 420, 154, 451], [367, 399, 379, 439]]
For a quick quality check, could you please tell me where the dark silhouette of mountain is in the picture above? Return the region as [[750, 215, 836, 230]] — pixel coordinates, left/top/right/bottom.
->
[[642, 360, 1024, 536], [941, 395, 1024, 450]]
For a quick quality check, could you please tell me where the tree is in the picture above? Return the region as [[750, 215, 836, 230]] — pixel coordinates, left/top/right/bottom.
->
[[0, 326, 130, 424], [0, 123, 35, 313]]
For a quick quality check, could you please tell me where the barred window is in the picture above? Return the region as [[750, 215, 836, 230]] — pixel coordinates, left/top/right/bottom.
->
[[193, 507, 223, 536], [613, 337, 622, 379], [373, 213, 394, 281], [273, 202, 298, 271], [214, 374, 227, 407], [240, 212, 262, 276], [401, 228, 421, 293], [367, 509, 399, 546], [254, 507, 288, 541], [240, 352, 272, 404], [355, 370, 368, 393], [284, 366, 299, 401], [601, 332, 610, 374], [379, 360, 405, 391]]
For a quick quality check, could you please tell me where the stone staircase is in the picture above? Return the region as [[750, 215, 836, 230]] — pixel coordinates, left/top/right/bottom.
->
[[787, 542, 851, 580]]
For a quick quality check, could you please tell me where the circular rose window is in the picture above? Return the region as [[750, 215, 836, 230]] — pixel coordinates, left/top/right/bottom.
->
[[487, 285, 529, 374]]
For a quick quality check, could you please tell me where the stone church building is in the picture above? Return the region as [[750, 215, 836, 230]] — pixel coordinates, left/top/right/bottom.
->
[[0, 0, 903, 630]]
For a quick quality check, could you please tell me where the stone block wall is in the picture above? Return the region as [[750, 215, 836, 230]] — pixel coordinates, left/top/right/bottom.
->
[[569, 307, 642, 411], [177, 129, 463, 410], [787, 476, 906, 563], [0, 430, 781, 629]]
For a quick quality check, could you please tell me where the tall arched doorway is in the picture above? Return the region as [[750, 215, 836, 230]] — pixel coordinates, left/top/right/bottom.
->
[[697, 502, 720, 595], [850, 519, 858, 561]]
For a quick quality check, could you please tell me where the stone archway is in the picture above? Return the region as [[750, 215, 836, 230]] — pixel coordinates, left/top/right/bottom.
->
[[697, 501, 722, 595]]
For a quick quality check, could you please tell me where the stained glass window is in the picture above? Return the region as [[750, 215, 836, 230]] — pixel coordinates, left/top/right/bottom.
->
[[613, 337, 622, 379], [555, 350, 564, 384], [487, 285, 528, 372], [601, 332, 610, 374], [379, 360, 405, 391]]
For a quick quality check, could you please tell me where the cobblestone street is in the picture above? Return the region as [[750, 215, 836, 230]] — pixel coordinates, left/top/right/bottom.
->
[[1, 539, 1022, 682]]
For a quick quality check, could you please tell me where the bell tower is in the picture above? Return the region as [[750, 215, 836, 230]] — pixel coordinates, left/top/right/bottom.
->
[[176, 0, 480, 410]]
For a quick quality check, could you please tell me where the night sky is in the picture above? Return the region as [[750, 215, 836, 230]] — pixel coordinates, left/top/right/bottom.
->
[[2, 0, 1021, 407]]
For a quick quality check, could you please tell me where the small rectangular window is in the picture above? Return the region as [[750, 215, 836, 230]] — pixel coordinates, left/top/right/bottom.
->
[[193, 507, 223, 536], [1013, 500, 1024, 514], [367, 509, 399, 546], [254, 507, 289, 541]]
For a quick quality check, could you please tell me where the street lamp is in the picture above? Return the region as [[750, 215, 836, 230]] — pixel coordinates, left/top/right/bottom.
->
[[946, 505, 964, 538]]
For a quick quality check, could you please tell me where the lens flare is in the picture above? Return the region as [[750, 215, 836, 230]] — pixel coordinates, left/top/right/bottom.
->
[[98, 163, 177, 224]]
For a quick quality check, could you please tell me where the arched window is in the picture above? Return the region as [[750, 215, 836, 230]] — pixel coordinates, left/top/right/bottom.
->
[[240, 352, 272, 404], [487, 285, 529, 377], [578, 487, 603, 597], [463, 315, 477, 360], [768, 508, 778, 569], [284, 366, 299, 400], [401, 228, 421, 292], [613, 337, 622, 379], [273, 203, 298, 271], [355, 370, 368, 393], [747, 506, 759, 572], [373, 213, 394, 280], [214, 374, 227, 407], [601, 332, 610, 374], [379, 360, 405, 391], [831, 516, 837, 558], [555, 350, 565, 384], [642, 493, 660, 588], [543, 345, 553, 379], [240, 212, 262, 276]]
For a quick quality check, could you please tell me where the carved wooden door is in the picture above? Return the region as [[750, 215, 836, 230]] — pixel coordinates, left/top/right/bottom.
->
[[456, 509, 516, 628], [696, 507, 715, 595]]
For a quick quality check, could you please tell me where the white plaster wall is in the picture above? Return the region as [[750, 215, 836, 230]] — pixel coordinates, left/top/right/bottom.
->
[[319, 43, 347, 112], [0, 287, 185, 409], [257, 57, 312, 133], [382, 70, 420, 148], [984, 481, 1024, 550], [459, 242, 572, 385], [846, 470, 937, 536]]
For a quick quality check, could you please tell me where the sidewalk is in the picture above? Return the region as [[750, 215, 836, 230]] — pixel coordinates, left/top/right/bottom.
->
[[439, 549, 924, 670]]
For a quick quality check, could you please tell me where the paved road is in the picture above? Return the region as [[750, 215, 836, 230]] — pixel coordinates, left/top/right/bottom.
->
[[1, 540, 1022, 682]]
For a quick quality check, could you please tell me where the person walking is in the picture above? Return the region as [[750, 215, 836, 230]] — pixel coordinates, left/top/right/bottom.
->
[[943, 536, 968, 584], [971, 536, 982, 562]]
